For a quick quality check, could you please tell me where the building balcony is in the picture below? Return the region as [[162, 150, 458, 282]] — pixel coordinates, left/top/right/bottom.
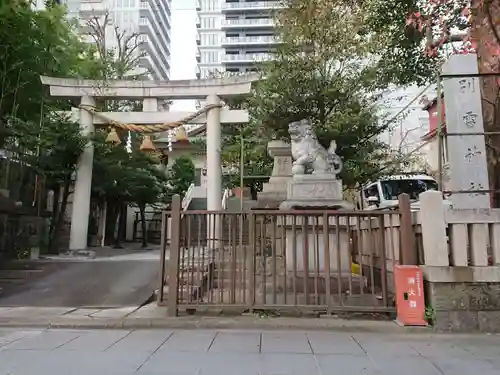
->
[[222, 1, 284, 13], [221, 35, 280, 47], [196, 48, 201, 62], [196, 14, 201, 27], [196, 31, 201, 45], [196, 0, 201, 11], [79, 1, 107, 13], [221, 18, 274, 30], [222, 52, 273, 64], [196, 65, 201, 79]]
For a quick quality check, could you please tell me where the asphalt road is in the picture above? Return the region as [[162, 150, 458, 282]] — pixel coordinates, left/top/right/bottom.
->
[[0, 257, 159, 308]]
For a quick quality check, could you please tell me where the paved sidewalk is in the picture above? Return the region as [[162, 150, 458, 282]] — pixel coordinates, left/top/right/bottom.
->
[[1, 328, 500, 375], [0, 305, 420, 332]]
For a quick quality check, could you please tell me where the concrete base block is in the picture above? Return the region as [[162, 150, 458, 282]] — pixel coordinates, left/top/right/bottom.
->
[[426, 275, 500, 332]]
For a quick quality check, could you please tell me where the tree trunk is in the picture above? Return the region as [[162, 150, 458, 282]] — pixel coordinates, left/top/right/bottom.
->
[[49, 183, 60, 243], [139, 203, 147, 248], [104, 199, 119, 245], [113, 203, 127, 249], [48, 178, 71, 253]]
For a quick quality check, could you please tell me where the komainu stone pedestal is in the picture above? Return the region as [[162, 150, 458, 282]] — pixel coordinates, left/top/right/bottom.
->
[[283, 217, 352, 274], [278, 173, 356, 303], [279, 174, 353, 210]]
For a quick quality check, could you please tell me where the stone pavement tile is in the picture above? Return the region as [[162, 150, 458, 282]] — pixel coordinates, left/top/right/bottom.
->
[[316, 354, 378, 374], [208, 331, 261, 353], [352, 334, 420, 356], [306, 332, 365, 355], [259, 353, 319, 375], [62, 308, 100, 318], [261, 331, 312, 354], [6, 349, 150, 374], [137, 351, 206, 374], [428, 355, 500, 375], [459, 341, 500, 359], [0, 349, 21, 375], [0, 329, 42, 347], [8, 367, 137, 375], [105, 329, 173, 353], [155, 330, 217, 352], [370, 355, 442, 375], [56, 329, 131, 351], [0, 307, 71, 318], [0, 307, 30, 318], [0, 308, 13, 316], [198, 353, 261, 375], [2, 329, 80, 350], [90, 306, 138, 318], [409, 340, 474, 358], [127, 304, 168, 319]]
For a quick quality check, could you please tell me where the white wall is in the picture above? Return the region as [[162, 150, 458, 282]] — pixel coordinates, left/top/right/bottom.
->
[[376, 84, 436, 154]]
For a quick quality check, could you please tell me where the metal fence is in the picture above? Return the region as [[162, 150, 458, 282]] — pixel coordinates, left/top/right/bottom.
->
[[159, 195, 417, 316]]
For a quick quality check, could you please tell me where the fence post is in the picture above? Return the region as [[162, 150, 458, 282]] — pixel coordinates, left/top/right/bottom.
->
[[398, 193, 417, 265], [158, 211, 167, 305], [419, 191, 449, 266], [167, 195, 181, 316]]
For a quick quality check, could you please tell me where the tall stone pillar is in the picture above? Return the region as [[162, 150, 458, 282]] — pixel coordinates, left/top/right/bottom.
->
[[257, 140, 292, 208], [206, 94, 222, 212], [69, 95, 95, 250], [206, 94, 222, 248], [442, 54, 490, 209]]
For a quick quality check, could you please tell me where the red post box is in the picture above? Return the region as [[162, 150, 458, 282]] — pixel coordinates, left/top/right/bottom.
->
[[394, 265, 427, 326]]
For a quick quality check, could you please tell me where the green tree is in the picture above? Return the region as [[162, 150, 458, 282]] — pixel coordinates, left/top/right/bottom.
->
[[0, 1, 87, 136], [0, 1, 90, 199], [364, 0, 500, 203], [221, 123, 273, 198], [78, 10, 163, 246], [127, 153, 168, 247], [92, 134, 168, 246], [6, 112, 87, 252], [0, 2, 102, 253], [168, 156, 195, 200], [247, 0, 415, 188]]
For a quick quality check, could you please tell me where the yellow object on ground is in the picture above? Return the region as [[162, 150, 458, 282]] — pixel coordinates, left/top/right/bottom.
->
[[351, 263, 361, 275]]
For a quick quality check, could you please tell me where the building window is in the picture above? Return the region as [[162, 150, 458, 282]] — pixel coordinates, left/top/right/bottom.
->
[[201, 17, 216, 29], [201, 33, 218, 46], [140, 16, 147, 25], [201, 51, 218, 63], [202, 0, 218, 10]]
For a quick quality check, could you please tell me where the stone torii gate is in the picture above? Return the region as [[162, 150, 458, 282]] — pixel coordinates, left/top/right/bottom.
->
[[40, 75, 259, 251]]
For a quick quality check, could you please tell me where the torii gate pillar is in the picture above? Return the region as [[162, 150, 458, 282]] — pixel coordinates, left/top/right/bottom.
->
[[69, 95, 95, 250], [206, 94, 222, 213]]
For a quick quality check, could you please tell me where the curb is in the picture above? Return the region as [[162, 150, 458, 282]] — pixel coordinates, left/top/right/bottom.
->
[[0, 317, 435, 333]]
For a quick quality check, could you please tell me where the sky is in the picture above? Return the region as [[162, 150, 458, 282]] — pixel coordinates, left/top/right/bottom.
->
[[170, 0, 198, 111]]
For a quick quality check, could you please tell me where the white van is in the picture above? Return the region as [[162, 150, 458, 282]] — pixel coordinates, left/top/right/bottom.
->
[[358, 174, 453, 211]]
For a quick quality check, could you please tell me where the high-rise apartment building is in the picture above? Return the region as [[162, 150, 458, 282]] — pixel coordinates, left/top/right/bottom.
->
[[47, 0, 172, 81], [196, 0, 283, 79]]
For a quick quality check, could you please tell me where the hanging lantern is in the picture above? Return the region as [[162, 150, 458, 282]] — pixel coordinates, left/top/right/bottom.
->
[[175, 125, 189, 144], [106, 127, 121, 145], [140, 135, 156, 152]]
